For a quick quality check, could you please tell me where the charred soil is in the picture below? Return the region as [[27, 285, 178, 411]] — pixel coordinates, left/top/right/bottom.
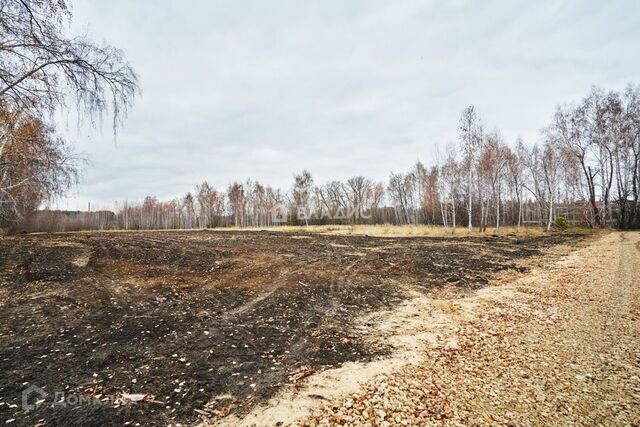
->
[[0, 230, 585, 426]]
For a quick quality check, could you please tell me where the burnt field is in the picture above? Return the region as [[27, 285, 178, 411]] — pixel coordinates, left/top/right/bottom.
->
[[0, 230, 584, 426]]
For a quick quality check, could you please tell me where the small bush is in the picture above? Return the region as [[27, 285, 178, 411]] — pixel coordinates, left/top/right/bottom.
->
[[554, 216, 569, 231]]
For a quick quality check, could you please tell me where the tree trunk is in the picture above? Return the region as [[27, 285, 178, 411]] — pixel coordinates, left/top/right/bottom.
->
[[467, 166, 472, 234], [495, 191, 500, 234], [451, 197, 457, 235], [440, 201, 448, 232], [582, 163, 601, 227]]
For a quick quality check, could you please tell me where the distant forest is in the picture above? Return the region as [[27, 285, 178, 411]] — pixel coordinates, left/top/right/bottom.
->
[[21, 85, 640, 233]]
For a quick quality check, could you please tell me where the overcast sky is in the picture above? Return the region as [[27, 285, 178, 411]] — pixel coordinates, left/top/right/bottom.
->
[[54, 0, 640, 210]]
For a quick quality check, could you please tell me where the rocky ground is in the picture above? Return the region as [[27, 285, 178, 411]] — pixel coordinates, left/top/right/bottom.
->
[[299, 231, 640, 426]]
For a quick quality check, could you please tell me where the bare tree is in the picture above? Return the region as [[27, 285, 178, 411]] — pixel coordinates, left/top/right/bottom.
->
[[481, 131, 509, 233], [344, 176, 373, 224], [265, 185, 285, 225], [546, 103, 601, 226], [0, 0, 138, 129], [227, 182, 245, 227], [387, 172, 418, 225], [624, 85, 640, 227], [506, 139, 525, 230], [0, 0, 139, 225], [542, 142, 561, 231], [440, 153, 461, 234], [521, 144, 547, 227], [458, 105, 482, 233], [590, 89, 615, 224], [196, 181, 224, 228], [292, 170, 313, 226], [181, 192, 195, 228]]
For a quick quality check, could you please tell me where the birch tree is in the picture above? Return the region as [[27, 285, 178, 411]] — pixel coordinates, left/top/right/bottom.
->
[[345, 176, 373, 224], [196, 181, 224, 228], [482, 131, 509, 233], [440, 154, 461, 234], [624, 85, 640, 227], [547, 104, 601, 226], [227, 182, 245, 227], [0, 0, 138, 127], [292, 170, 313, 226], [458, 105, 482, 233], [506, 139, 525, 230]]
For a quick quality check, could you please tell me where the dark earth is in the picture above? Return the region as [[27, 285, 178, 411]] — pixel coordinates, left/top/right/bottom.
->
[[0, 230, 585, 426]]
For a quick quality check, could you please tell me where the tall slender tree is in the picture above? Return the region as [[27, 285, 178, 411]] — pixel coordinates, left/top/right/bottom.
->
[[458, 105, 482, 233]]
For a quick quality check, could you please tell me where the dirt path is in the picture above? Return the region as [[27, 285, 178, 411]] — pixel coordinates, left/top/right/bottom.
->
[[229, 231, 639, 426]]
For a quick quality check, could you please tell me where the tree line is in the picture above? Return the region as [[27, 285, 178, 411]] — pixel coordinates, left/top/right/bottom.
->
[[2, 3, 639, 233], [23, 84, 640, 233]]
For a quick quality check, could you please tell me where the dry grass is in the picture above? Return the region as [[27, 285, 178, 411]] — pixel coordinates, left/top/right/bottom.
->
[[30, 224, 600, 238], [217, 224, 596, 238]]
